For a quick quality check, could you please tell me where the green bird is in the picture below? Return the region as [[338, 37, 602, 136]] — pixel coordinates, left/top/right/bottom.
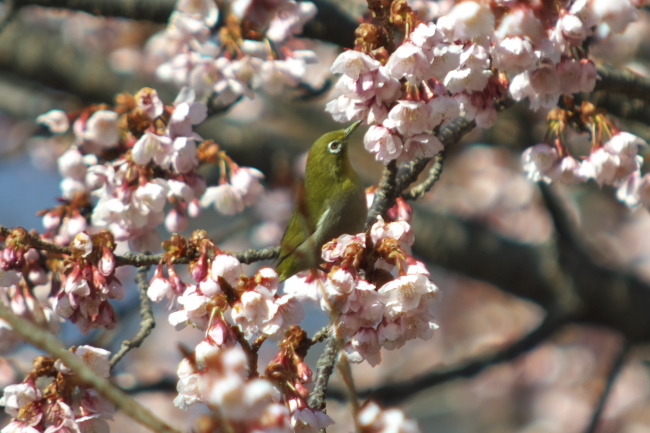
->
[[277, 121, 367, 282]]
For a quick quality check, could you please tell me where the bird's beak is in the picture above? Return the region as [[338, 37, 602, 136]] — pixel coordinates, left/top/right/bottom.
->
[[344, 120, 362, 138]]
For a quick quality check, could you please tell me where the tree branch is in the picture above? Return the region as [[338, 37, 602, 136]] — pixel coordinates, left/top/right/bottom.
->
[[308, 332, 341, 411], [583, 340, 630, 433], [0, 225, 279, 267], [0, 302, 182, 433], [6, 0, 175, 23], [402, 152, 445, 201]]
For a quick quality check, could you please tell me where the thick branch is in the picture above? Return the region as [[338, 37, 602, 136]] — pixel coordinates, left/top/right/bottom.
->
[[0, 20, 176, 103], [0, 302, 181, 433], [595, 63, 650, 102], [410, 206, 650, 342], [6, 0, 175, 22]]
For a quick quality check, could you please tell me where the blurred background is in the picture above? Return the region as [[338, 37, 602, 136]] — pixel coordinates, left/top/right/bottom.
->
[[0, 1, 649, 432]]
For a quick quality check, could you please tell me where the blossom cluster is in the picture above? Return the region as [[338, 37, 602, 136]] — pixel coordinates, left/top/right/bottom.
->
[[0, 230, 59, 352], [523, 123, 649, 211], [37, 86, 264, 252], [285, 216, 439, 366], [148, 0, 318, 105], [0, 345, 114, 433], [144, 230, 337, 431], [326, 0, 643, 163]]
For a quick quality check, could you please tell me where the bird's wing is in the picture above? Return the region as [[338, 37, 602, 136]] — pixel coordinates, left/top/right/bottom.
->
[[277, 207, 310, 263]]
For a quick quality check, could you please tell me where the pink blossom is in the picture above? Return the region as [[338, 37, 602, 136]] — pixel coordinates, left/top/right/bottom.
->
[[266, 1, 317, 42], [200, 184, 245, 215], [345, 328, 381, 366], [578, 59, 598, 92], [321, 233, 366, 262], [232, 285, 279, 338], [436, 1, 495, 41], [409, 22, 442, 50], [80, 110, 120, 148], [37, 110, 69, 134], [211, 254, 243, 287], [325, 96, 367, 123], [383, 101, 432, 136], [289, 401, 334, 432], [331, 50, 381, 80], [170, 88, 208, 138], [176, 0, 219, 27], [495, 7, 544, 40], [169, 137, 199, 173], [132, 131, 173, 166], [510, 70, 561, 111], [58, 148, 86, 180], [0, 383, 42, 418], [165, 208, 188, 232], [370, 217, 414, 247], [364, 125, 404, 163], [384, 42, 430, 82], [135, 88, 164, 119], [378, 274, 438, 319], [429, 44, 463, 81], [591, 0, 639, 33], [558, 13, 587, 43], [357, 401, 422, 433], [579, 133, 644, 186], [492, 37, 535, 73], [521, 143, 560, 183], [70, 232, 93, 257], [401, 134, 443, 161], [428, 95, 461, 126], [73, 345, 111, 378], [231, 166, 264, 206], [147, 264, 174, 302]]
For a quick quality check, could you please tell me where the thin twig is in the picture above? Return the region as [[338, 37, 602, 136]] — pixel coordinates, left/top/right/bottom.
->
[[110, 265, 156, 368], [231, 325, 259, 377], [583, 340, 631, 433], [403, 152, 446, 201], [0, 302, 181, 433], [308, 333, 342, 411]]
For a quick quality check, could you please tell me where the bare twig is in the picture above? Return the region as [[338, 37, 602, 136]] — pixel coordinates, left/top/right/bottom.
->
[[110, 265, 156, 368], [0, 302, 182, 433], [583, 340, 630, 433], [308, 333, 342, 411]]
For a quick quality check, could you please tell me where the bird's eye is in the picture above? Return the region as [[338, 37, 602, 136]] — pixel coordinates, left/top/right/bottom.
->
[[328, 140, 342, 154]]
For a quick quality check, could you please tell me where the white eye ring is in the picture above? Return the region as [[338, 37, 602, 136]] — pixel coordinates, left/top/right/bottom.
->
[[328, 140, 342, 153]]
